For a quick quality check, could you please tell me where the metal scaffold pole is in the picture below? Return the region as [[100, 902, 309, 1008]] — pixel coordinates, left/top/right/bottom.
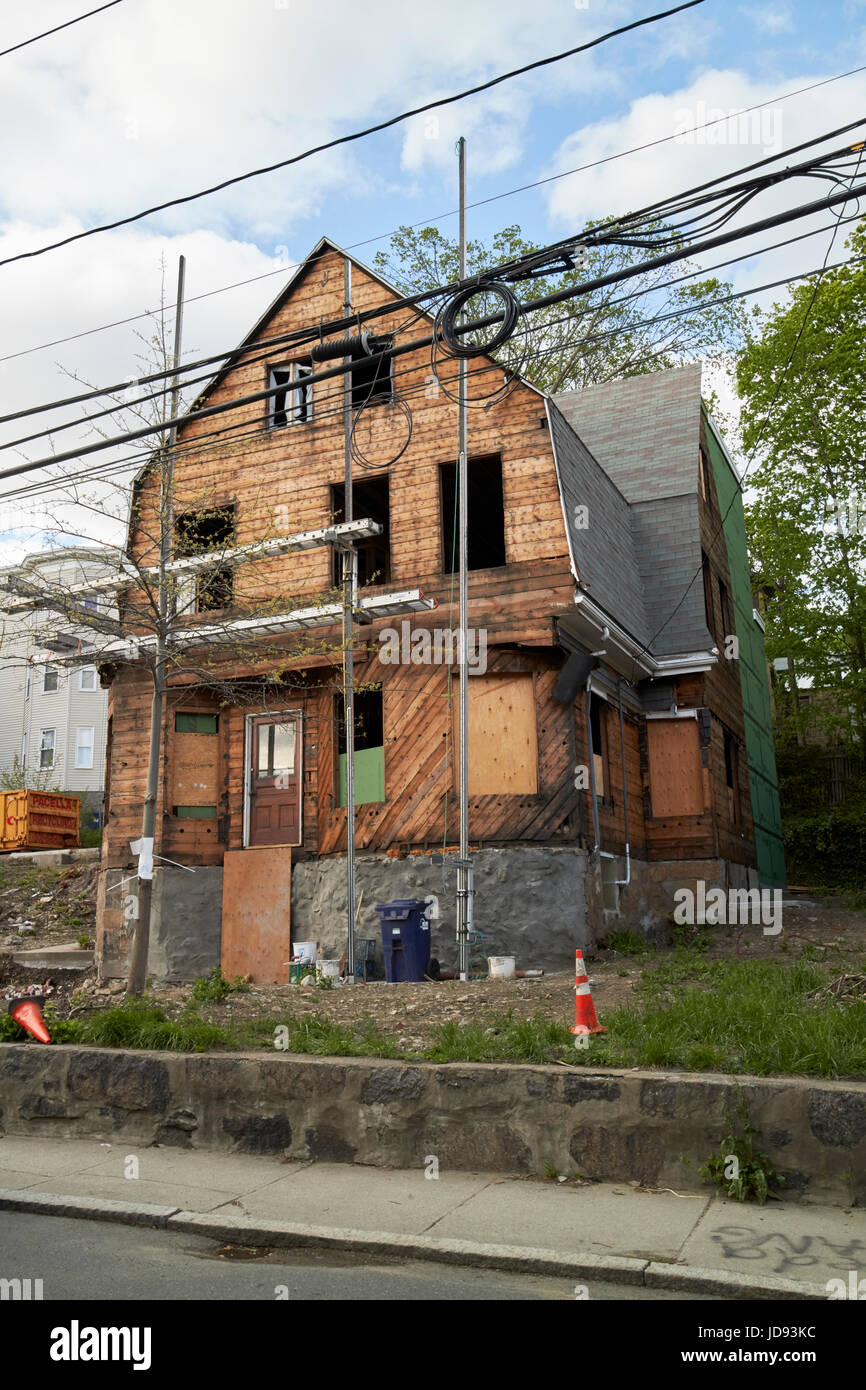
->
[[456, 137, 472, 982], [127, 254, 185, 996], [343, 255, 357, 984]]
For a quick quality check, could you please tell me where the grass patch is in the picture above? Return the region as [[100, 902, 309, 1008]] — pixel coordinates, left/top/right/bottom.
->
[[572, 958, 866, 1078], [607, 930, 649, 956], [426, 1010, 574, 1064]]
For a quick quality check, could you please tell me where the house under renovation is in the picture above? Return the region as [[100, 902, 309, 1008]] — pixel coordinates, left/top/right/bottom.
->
[[93, 238, 784, 982]]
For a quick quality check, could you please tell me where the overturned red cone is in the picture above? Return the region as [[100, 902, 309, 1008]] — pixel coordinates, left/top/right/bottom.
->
[[9, 998, 51, 1044], [571, 949, 606, 1036]]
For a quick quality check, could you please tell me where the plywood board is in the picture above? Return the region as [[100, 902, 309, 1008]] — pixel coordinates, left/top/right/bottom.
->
[[468, 674, 538, 795], [221, 846, 292, 984], [171, 732, 218, 805], [647, 719, 704, 817]]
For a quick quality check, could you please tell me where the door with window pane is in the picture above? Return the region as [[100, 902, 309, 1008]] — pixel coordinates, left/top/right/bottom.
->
[[248, 714, 301, 847]]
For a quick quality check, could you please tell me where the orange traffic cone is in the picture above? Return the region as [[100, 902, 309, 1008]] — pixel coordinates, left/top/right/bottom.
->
[[571, 949, 606, 1035], [9, 998, 51, 1045]]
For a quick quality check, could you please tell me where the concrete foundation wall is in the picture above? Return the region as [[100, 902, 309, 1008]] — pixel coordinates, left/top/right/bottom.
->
[[291, 846, 590, 971], [99, 848, 767, 984], [103, 867, 224, 984], [1, 1046, 863, 1207]]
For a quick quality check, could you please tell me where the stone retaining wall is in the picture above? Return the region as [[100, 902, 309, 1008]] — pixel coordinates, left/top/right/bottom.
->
[[1, 1046, 863, 1206]]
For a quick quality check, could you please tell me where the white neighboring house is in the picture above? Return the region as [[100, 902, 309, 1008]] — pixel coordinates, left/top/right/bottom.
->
[[0, 547, 119, 818]]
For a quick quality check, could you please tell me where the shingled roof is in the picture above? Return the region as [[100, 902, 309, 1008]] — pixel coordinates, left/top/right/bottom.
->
[[550, 363, 713, 660]]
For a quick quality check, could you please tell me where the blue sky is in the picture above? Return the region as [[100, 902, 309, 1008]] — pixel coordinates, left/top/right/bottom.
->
[[1, 0, 865, 558]]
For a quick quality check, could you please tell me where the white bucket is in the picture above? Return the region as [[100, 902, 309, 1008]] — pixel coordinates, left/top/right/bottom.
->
[[293, 941, 317, 964], [317, 958, 341, 981], [488, 955, 516, 979]]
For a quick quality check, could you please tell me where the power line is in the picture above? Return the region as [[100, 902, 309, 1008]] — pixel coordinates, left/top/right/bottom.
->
[[5, 55, 864, 367], [9, 203, 861, 458], [0, 1, 705, 272], [632, 152, 866, 668], [0, 0, 126, 59], [5, 116, 864, 436], [3, 242, 864, 514], [6, 165, 866, 480]]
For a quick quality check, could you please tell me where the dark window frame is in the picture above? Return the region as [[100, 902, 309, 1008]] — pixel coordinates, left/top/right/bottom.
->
[[268, 360, 314, 429], [439, 453, 507, 574]]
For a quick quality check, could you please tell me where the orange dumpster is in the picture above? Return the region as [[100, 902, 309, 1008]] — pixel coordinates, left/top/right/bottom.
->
[[0, 789, 80, 852]]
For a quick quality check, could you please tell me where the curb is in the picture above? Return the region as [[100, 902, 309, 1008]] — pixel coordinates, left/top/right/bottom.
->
[[0, 1187, 829, 1299]]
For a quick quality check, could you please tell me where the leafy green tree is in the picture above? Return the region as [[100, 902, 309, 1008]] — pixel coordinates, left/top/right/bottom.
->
[[373, 221, 746, 393], [737, 223, 866, 748]]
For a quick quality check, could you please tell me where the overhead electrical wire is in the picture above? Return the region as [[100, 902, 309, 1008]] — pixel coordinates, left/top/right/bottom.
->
[[4, 57, 866, 368], [0, 0, 126, 59], [6, 202, 864, 460], [0, 0, 705, 272], [3, 242, 865, 517], [626, 148, 866, 676], [4, 115, 865, 442], [7, 152, 866, 479]]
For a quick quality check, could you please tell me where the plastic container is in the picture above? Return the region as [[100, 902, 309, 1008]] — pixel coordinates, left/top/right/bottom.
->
[[292, 941, 317, 964], [317, 958, 341, 982], [488, 955, 516, 979], [374, 900, 431, 983]]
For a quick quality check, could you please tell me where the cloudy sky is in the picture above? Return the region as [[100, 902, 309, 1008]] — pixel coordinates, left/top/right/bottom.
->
[[1, 0, 865, 561]]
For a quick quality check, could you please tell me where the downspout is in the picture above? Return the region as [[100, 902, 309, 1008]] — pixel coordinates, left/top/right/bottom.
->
[[614, 678, 631, 886], [585, 674, 600, 854]]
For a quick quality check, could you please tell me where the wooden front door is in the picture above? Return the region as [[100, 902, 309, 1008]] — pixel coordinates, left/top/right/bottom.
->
[[248, 714, 302, 847]]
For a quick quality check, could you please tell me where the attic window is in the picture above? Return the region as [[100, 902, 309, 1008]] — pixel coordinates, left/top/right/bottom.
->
[[440, 454, 506, 572], [351, 337, 393, 409], [175, 504, 236, 613], [269, 361, 313, 428]]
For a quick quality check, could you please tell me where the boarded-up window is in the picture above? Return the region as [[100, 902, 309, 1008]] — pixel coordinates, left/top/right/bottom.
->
[[171, 710, 219, 813], [647, 718, 704, 817], [468, 675, 538, 795]]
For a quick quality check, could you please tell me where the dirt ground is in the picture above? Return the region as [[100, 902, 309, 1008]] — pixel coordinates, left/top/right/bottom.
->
[[2, 858, 863, 1051]]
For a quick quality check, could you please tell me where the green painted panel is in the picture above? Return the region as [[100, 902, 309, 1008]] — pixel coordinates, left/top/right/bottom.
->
[[704, 410, 786, 887], [175, 805, 217, 818], [338, 746, 385, 807], [175, 714, 218, 733]]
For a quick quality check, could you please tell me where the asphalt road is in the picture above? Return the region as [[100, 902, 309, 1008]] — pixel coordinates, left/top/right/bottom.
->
[[0, 1211, 710, 1301]]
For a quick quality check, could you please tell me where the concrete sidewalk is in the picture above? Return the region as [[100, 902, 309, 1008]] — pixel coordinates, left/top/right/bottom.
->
[[0, 1136, 863, 1299]]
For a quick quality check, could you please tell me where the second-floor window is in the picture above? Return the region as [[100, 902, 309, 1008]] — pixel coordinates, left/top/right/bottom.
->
[[79, 666, 97, 691], [75, 726, 94, 769], [39, 728, 56, 769], [175, 504, 236, 613], [440, 454, 506, 572], [269, 362, 313, 427], [42, 666, 59, 694]]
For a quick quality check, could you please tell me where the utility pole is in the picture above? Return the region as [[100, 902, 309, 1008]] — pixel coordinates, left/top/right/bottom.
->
[[343, 255, 357, 983], [456, 137, 472, 982], [127, 254, 185, 996]]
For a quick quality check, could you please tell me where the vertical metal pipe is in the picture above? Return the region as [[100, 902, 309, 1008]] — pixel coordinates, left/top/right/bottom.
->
[[343, 256, 356, 982], [128, 255, 185, 996], [456, 137, 470, 982]]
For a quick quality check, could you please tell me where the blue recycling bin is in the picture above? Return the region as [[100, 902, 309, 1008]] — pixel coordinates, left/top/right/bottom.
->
[[374, 900, 431, 983]]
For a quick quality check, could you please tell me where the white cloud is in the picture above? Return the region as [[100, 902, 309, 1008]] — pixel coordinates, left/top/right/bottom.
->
[[744, 5, 794, 34], [544, 66, 866, 308]]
